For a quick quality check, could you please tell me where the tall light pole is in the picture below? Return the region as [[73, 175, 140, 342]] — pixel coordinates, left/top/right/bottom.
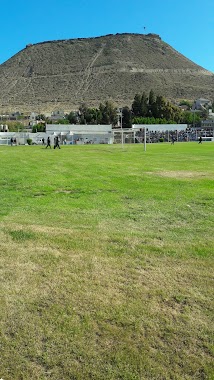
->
[[117, 108, 123, 147], [144, 127, 146, 152], [191, 107, 197, 140]]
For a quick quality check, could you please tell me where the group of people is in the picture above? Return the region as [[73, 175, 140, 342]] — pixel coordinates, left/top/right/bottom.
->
[[46, 136, 60, 149]]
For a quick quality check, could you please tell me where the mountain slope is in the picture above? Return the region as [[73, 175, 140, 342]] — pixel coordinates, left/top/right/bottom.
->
[[0, 33, 213, 113]]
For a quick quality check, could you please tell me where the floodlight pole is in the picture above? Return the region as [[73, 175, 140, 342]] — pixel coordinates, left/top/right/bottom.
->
[[117, 108, 123, 148], [144, 127, 146, 151], [120, 109, 123, 148], [192, 108, 196, 140]]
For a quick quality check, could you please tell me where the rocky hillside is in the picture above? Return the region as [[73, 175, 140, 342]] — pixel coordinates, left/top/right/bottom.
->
[[0, 33, 213, 113]]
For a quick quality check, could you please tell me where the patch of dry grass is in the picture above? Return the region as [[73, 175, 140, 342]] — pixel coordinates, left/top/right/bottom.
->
[[146, 170, 212, 179]]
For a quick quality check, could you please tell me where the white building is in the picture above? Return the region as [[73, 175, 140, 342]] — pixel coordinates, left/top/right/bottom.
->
[[194, 98, 212, 111], [46, 124, 113, 144], [29, 112, 39, 126]]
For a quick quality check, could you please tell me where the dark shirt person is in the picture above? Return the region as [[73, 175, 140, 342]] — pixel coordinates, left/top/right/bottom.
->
[[54, 136, 60, 149], [46, 137, 51, 148]]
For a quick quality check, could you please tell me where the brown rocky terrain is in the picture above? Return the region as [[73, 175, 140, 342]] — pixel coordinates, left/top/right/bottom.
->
[[0, 33, 213, 113]]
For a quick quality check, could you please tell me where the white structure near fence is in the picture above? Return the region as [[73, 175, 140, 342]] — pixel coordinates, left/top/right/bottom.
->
[[0, 131, 48, 145], [46, 124, 113, 144]]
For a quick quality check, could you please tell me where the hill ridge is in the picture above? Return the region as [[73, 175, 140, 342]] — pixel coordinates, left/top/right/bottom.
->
[[0, 33, 213, 113]]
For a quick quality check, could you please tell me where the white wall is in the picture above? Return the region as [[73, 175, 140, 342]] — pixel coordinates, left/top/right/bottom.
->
[[46, 124, 112, 133]]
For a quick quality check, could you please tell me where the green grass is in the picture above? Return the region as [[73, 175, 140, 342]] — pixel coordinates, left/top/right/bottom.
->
[[0, 142, 213, 379]]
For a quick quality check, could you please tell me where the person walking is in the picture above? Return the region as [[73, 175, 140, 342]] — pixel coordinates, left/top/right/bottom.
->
[[198, 136, 202, 144], [54, 135, 60, 149], [46, 136, 51, 148]]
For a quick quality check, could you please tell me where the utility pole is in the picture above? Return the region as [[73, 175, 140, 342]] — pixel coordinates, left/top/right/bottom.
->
[[117, 108, 123, 147]]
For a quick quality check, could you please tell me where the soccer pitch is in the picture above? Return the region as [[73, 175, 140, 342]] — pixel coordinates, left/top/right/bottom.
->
[[0, 142, 213, 379]]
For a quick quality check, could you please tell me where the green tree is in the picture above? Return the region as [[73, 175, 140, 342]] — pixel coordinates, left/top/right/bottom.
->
[[154, 95, 166, 118], [148, 89, 156, 106], [6, 121, 25, 132], [67, 111, 78, 124], [99, 101, 117, 125], [122, 107, 132, 128], [84, 108, 102, 124], [132, 94, 142, 117], [36, 114, 46, 121], [141, 92, 148, 117], [78, 103, 88, 124], [32, 123, 46, 132], [178, 100, 192, 110]]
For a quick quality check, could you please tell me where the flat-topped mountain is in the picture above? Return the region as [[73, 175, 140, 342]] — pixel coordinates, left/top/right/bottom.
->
[[0, 33, 213, 113]]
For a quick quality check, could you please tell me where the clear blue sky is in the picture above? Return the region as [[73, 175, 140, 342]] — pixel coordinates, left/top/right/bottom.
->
[[0, 0, 213, 72]]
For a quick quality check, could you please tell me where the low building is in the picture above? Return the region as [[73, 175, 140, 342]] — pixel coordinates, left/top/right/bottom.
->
[[46, 124, 113, 144], [29, 112, 39, 126], [194, 98, 212, 111], [50, 110, 65, 120]]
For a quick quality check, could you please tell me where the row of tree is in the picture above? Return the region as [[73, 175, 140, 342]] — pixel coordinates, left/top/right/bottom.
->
[[7, 90, 210, 132], [66, 102, 118, 126], [60, 90, 204, 127], [131, 90, 203, 125]]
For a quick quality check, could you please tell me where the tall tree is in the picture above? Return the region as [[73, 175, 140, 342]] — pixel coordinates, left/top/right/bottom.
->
[[148, 89, 156, 117], [78, 103, 88, 124], [153, 95, 166, 118], [132, 94, 142, 117], [148, 89, 156, 106], [99, 101, 117, 125], [122, 107, 132, 128], [67, 111, 78, 124], [141, 92, 148, 117]]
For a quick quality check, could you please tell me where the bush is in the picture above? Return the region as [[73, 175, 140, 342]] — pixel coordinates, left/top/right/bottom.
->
[[27, 138, 32, 145], [32, 124, 46, 133]]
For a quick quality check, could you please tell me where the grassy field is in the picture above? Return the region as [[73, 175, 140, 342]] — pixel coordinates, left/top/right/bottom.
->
[[0, 142, 213, 380]]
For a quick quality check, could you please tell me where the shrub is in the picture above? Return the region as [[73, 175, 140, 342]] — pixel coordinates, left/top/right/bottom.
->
[[27, 138, 32, 145]]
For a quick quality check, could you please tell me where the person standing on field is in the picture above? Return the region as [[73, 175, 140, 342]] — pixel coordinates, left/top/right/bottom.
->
[[198, 136, 202, 144], [54, 135, 60, 149], [46, 136, 51, 148]]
